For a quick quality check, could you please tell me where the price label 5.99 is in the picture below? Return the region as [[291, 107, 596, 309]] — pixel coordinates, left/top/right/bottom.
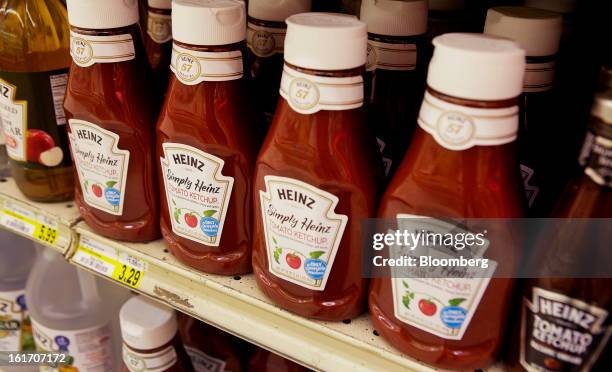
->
[[0, 202, 59, 245]]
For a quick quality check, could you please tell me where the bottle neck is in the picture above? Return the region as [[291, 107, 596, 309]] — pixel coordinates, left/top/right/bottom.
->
[[146, 6, 172, 45], [247, 16, 287, 58], [69, 24, 146, 68], [366, 32, 423, 73], [523, 54, 557, 93], [279, 62, 365, 115], [417, 87, 519, 151], [123, 334, 181, 371], [170, 40, 246, 86]]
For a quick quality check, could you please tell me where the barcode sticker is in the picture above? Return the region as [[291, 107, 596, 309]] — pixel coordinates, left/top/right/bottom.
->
[[74, 236, 146, 289], [49, 73, 68, 126], [0, 201, 59, 245]]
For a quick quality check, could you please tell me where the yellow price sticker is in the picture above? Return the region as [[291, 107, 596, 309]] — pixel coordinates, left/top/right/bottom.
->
[[74, 236, 146, 289], [0, 205, 58, 245]]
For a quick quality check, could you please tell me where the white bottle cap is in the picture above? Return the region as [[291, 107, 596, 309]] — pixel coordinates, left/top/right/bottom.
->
[[284, 13, 367, 70], [148, 0, 172, 9], [67, 0, 140, 29], [592, 91, 612, 125], [173, 0, 246, 46], [524, 0, 577, 14], [484, 7, 562, 57], [248, 0, 312, 22], [360, 0, 427, 37], [120, 296, 178, 350], [428, 0, 465, 11], [427, 33, 525, 101]]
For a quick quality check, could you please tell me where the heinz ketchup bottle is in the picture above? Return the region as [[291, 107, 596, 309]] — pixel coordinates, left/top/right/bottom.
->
[[247, 0, 312, 129], [157, 0, 256, 275], [252, 13, 382, 321], [506, 92, 612, 372], [484, 6, 563, 216], [64, 0, 160, 242], [360, 0, 428, 180], [143, 0, 173, 96], [369, 33, 526, 369]]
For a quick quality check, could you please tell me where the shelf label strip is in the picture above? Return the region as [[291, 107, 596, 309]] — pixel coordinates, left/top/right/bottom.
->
[[73, 235, 146, 289], [0, 200, 59, 245]]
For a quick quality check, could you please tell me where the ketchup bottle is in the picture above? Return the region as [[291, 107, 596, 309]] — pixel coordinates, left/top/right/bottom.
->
[[369, 33, 526, 369], [484, 6, 563, 216], [157, 0, 256, 275], [247, 0, 312, 128], [178, 314, 243, 372], [120, 296, 194, 372], [143, 0, 173, 95], [64, 0, 160, 242], [252, 13, 382, 321], [506, 92, 612, 372], [360, 0, 427, 180]]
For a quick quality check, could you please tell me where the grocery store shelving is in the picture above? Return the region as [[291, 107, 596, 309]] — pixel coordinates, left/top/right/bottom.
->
[[0, 176, 439, 372], [0, 177, 80, 254]]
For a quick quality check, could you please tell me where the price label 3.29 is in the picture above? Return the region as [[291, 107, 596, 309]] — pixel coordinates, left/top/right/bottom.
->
[[74, 236, 145, 289], [0, 201, 59, 245]]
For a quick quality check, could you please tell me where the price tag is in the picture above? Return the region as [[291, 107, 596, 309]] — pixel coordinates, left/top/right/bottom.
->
[[74, 236, 146, 289], [0, 201, 59, 245]]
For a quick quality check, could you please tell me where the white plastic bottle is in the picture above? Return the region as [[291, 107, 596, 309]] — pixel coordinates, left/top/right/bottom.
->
[[25, 249, 116, 372], [0, 232, 37, 353]]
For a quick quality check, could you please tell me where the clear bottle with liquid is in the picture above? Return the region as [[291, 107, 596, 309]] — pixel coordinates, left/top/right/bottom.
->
[[0, 233, 37, 354], [26, 249, 117, 371]]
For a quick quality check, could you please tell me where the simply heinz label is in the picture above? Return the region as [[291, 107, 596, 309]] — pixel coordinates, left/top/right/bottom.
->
[[259, 176, 348, 291]]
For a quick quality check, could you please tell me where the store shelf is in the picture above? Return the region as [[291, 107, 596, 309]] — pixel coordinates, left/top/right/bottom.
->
[[0, 177, 80, 254], [0, 176, 508, 372], [69, 222, 437, 372]]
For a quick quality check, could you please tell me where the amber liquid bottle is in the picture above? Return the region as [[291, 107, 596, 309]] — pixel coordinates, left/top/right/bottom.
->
[[506, 92, 612, 372], [157, 0, 256, 275], [360, 0, 427, 180], [0, 0, 74, 202], [247, 0, 311, 130], [485, 6, 563, 216], [64, 0, 160, 241], [252, 13, 382, 321], [369, 33, 526, 369]]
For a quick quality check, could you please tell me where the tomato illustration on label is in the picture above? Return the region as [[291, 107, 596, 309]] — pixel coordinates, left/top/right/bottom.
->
[[172, 201, 220, 238], [285, 253, 301, 269], [401, 280, 468, 327]]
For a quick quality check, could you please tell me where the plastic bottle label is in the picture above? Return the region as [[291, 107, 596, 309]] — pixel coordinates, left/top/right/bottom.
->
[[279, 64, 364, 115], [247, 22, 285, 58], [524, 56, 556, 93], [418, 91, 519, 151], [68, 119, 130, 216], [579, 131, 612, 188], [0, 71, 69, 166], [366, 40, 417, 72], [185, 346, 226, 372], [259, 176, 348, 291], [31, 320, 114, 372], [161, 143, 234, 247], [390, 214, 497, 340], [520, 287, 611, 371], [123, 344, 178, 372], [0, 289, 34, 352], [147, 11, 172, 44], [171, 44, 243, 84], [70, 31, 135, 67]]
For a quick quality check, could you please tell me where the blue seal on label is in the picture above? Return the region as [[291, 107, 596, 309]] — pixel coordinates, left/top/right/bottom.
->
[[440, 306, 467, 329], [105, 188, 120, 206], [16, 294, 27, 311], [200, 217, 219, 237], [304, 259, 326, 280], [55, 335, 70, 351]]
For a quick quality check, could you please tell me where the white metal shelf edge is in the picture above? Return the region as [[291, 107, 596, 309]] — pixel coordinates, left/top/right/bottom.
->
[[70, 223, 435, 372]]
